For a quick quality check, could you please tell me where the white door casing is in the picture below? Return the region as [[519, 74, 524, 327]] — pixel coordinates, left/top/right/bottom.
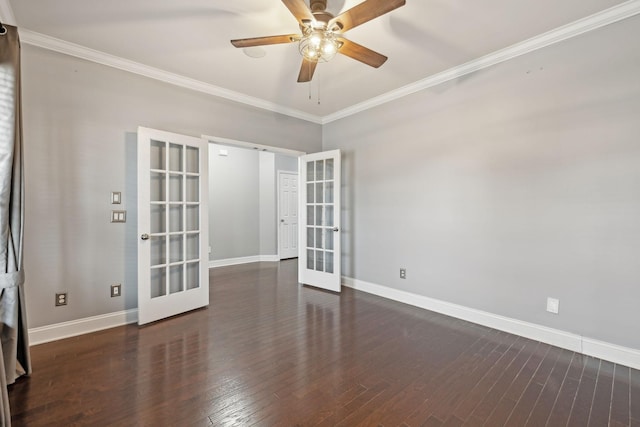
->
[[137, 127, 209, 325], [278, 171, 299, 260], [298, 150, 341, 292]]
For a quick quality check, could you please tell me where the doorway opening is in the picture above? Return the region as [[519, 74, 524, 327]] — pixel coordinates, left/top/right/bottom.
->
[[202, 135, 303, 267]]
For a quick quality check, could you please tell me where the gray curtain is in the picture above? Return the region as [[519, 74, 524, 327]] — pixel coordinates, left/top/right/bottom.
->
[[0, 24, 31, 426]]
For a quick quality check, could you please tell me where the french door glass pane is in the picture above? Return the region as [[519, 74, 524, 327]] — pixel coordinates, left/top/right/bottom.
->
[[325, 206, 334, 227], [150, 268, 167, 298], [169, 265, 184, 294], [315, 250, 324, 271], [325, 159, 334, 180], [186, 262, 200, 290], [315, 228, 323, 249], [306, 206, 314, 225], [150, 172, 166, 202], [186, 234, 199, 260], [169, 205, 183, 232], [306, 183, 314, 204], [186, 206, 199, 231], [307, 249, 314, 269], [150, 205, 166, 233], [169, 175, 183, 202], [306, 162, 314, 181], [325, 182, 334, 203], [316, 160, 324, 180], [150, 236, 166, 266], [325, 251, 334, 273], [150, 140, 166, 170], [315, 183, 323, 203], [186, 147, 199, 173], [325, 230, 334, 250], [169, 143, 183, 172], [186, 177, 199, 202], [306, 227, 314, 247], [169, 235, 183, 263]]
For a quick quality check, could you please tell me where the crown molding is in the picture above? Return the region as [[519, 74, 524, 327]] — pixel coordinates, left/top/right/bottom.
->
[[0, 0, 16, 25], [18, 29, 324, 124], [322, 0, 640, 124], [10, 0, 640, 125]]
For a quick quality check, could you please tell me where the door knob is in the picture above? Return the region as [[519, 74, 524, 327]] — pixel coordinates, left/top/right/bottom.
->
[[141, 233, 150, 240], [332, 227, 339, 232]]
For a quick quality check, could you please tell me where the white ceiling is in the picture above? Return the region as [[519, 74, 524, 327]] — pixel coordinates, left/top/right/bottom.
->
[[2, 0, 637, 122]]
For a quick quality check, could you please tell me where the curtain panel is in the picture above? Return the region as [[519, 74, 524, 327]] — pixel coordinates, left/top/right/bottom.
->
[[0, 24, 31, 426]]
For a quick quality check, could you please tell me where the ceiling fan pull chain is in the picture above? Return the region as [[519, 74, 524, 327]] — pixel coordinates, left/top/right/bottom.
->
[[317, 68, 321, 105], [308, 59, 312, 100]]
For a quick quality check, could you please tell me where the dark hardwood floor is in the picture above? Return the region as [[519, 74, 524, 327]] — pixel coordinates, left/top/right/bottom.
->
[[9, 260, 640, 426]]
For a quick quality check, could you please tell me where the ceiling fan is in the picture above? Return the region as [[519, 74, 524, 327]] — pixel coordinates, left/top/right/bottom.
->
[[231, 0, 406, 83]]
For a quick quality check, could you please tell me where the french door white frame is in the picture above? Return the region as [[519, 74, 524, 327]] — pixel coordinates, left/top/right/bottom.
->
[[138, 127, 210, 325], [298, 150, 342, 292]]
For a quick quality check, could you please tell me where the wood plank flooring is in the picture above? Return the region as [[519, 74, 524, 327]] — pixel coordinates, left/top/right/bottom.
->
[[8, 260, 640, 426]]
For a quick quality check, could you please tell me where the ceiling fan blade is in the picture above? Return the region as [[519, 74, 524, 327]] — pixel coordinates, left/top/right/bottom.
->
[[231, 34, 299, 48], [281, 0, 314, 25], [330, 0, 406, 32], [337, 38, 387, 68], [297, 58, 318, 83]]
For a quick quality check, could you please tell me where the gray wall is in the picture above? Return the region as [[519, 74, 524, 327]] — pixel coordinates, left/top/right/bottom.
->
[[208, 144, 260, 260], [22, 45, 322, 328], [259, 151, 276, 257], [323, 16, 640, 350]]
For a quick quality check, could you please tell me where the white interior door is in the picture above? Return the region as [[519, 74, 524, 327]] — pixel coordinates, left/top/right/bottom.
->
[[137, 127, 209, 325], [298, 150, 341, 292], [278, 171, 299, 260]]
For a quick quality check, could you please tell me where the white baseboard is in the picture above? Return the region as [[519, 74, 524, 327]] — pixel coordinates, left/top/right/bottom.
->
[[29, 309, 138, 346], [30, 274, 639, 370], [208, 255, 279, 268], [27, 255, 281, 346], [342, 277, 640, 370]]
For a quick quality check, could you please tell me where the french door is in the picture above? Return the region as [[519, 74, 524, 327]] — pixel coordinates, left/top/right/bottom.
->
[[137, 127, 209, 325], [298, 150, 341, 292]]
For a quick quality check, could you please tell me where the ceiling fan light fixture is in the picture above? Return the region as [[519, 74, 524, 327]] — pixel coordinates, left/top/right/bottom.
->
[[299, 29, 339, 62]]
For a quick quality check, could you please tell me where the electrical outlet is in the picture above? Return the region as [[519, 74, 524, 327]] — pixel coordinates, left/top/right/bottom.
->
[[111, 284, 122, 298], [546, 297, 559, 314], [400, 268, 406, 279], [55, 292, 68, 307]]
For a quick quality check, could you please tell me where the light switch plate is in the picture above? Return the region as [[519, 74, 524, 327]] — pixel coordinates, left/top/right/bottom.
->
[[111, 191, 121, 204], [111, 210, 126, 223]]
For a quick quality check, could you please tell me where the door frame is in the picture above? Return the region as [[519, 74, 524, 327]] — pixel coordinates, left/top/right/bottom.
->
[[277, 169, 300, 260], [202, 134, 306, 264]]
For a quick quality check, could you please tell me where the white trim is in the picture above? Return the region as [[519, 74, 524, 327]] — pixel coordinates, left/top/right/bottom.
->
[[342, 277, 640, 370], [208, 255, 279, 268], [18, 29, 323, 124], [11, 1, 640, 124], [0, 0, 16, 26], [28, 309, 138, 346], [202, 135, 306, 157], [322, 0, 640, 123]]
